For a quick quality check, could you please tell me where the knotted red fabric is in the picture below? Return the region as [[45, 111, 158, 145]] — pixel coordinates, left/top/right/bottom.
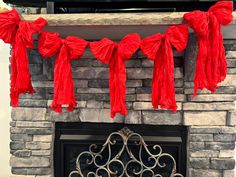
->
[[0, 9, 46, 106], [90, 34, 141, 118], [184, 1, 233, 95], [38, 31, 88, 112], [141, 25, 189, 112]]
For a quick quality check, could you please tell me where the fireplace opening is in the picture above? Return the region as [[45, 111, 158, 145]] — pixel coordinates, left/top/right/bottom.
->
[[54, 123, 187, 177]]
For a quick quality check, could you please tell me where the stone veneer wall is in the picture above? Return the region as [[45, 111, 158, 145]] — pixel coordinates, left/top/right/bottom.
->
[[8, 30, 236, 177]]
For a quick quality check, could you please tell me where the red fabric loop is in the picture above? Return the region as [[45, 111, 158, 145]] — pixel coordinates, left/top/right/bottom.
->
[[0, 9, 47, 107], [90, 34, 141, 118], [141, 25, 189, 112], [184, 1, 233, 95], [38, 31, 88, 112]]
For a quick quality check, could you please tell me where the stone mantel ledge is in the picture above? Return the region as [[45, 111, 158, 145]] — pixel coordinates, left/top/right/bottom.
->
[[22, 12, 236, 26]]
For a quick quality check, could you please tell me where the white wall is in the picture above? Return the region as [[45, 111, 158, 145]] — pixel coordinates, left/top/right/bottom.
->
[[0, 2, 12, 176], [0, 28, 11, 177]]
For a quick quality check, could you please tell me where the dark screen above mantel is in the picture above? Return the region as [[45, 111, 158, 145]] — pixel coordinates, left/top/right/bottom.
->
[[3, 0, 235, 13]]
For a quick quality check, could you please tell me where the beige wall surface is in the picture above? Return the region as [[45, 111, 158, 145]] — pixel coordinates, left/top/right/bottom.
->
[[0, 40, 11, 177], [0, 1, 11, 176]]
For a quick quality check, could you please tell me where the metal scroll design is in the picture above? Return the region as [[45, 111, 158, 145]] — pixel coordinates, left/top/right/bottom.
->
[[69, 127, 184, 177]]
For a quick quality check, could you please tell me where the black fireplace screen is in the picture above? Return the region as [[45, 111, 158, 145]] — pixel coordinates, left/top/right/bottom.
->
[[54, 123, 187, 177]]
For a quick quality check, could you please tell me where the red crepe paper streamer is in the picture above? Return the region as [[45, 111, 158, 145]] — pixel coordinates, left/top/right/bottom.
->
[[0, 9, 46, 106], [141, 25, 189, 112], [184, 1, 233, 95], [90, 34, 141, 118], [38, 31, 88, 112]]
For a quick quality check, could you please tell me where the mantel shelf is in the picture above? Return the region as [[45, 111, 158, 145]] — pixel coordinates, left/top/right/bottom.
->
[[22, 12, 236, 26]]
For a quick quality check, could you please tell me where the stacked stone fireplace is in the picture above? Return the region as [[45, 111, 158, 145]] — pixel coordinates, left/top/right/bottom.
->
[[9, 17, 236, 177]]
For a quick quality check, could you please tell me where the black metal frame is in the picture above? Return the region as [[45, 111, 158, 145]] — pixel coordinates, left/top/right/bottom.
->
[[54, 122, 187, 177]]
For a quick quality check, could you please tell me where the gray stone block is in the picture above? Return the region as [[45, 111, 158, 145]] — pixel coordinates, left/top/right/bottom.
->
[[142, 111, 182, 125], [18, 99, 48, 108], [13, 150, 31, 157], [189, 134, 213, 142], [227, 59, 236, 68], [214, 134, 236, 142], [10, 134, 33, 142], [25, 128, 52, 135], [228, 68, 236, 74], [189, 142, 205, 151], [46, 109, 81, 122], [12, 167, 51, 175], [124, 111, 142, 124], [190, 126, 221, 134], [126, 80, 142, 88], [211, 158, 235, 170], [29, 64, 42, 75], [184, 33, 198, 82], [188, 94, 236, 102], [189, 169, 221, 177], [19, 88, 47, 100], [88, 80, 109, 88], [189, 158, 210, 169], [10, 156, 50, 167], [126, 59, 142, 67], [10, 142, 25, 150], [72, 67, 109, 79], [87, 100, 103, 108], [184, 88, 231, 94], [143, 78, 184, 88], [205, 142, 235, 150]]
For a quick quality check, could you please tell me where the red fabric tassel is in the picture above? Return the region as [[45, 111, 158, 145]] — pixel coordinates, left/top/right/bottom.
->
[[184, 1, 233, 95], [38, 31, 88, 112], [90, 34, 141, 118], [141, 25, 188, 112], [0, 9, 46, 106]]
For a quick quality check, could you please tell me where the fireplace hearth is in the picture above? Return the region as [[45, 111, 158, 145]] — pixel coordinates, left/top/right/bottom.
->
[[54, 123, 187, 177]]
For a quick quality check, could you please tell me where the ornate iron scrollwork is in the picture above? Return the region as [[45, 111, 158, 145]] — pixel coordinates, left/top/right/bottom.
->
[[69, 127, 184, 177]]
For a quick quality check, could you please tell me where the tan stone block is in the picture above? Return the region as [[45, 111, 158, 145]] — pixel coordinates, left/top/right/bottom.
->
[[188, 94, 236, 102], [12, 108, 47, 121], [33, 135, 52, 142], [183, 102, 235, 111], [219, 150, 235, 158], [184, 112, 226, 126], [226, 51, 236, 59], [11, 175, 35, 177], [219, 75, 236, 87], [133, 102, 182, 110], [223, 170, 235, 177]]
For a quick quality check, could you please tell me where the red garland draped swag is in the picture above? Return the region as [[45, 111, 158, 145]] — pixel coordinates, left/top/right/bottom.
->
[[184, 1, 233, 95], [0, 9, 46, 107], [38, 31, 88, 112], [90, 34, 141, 118], [141, 25, 189, 112], [0, 1, 233, 118]]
